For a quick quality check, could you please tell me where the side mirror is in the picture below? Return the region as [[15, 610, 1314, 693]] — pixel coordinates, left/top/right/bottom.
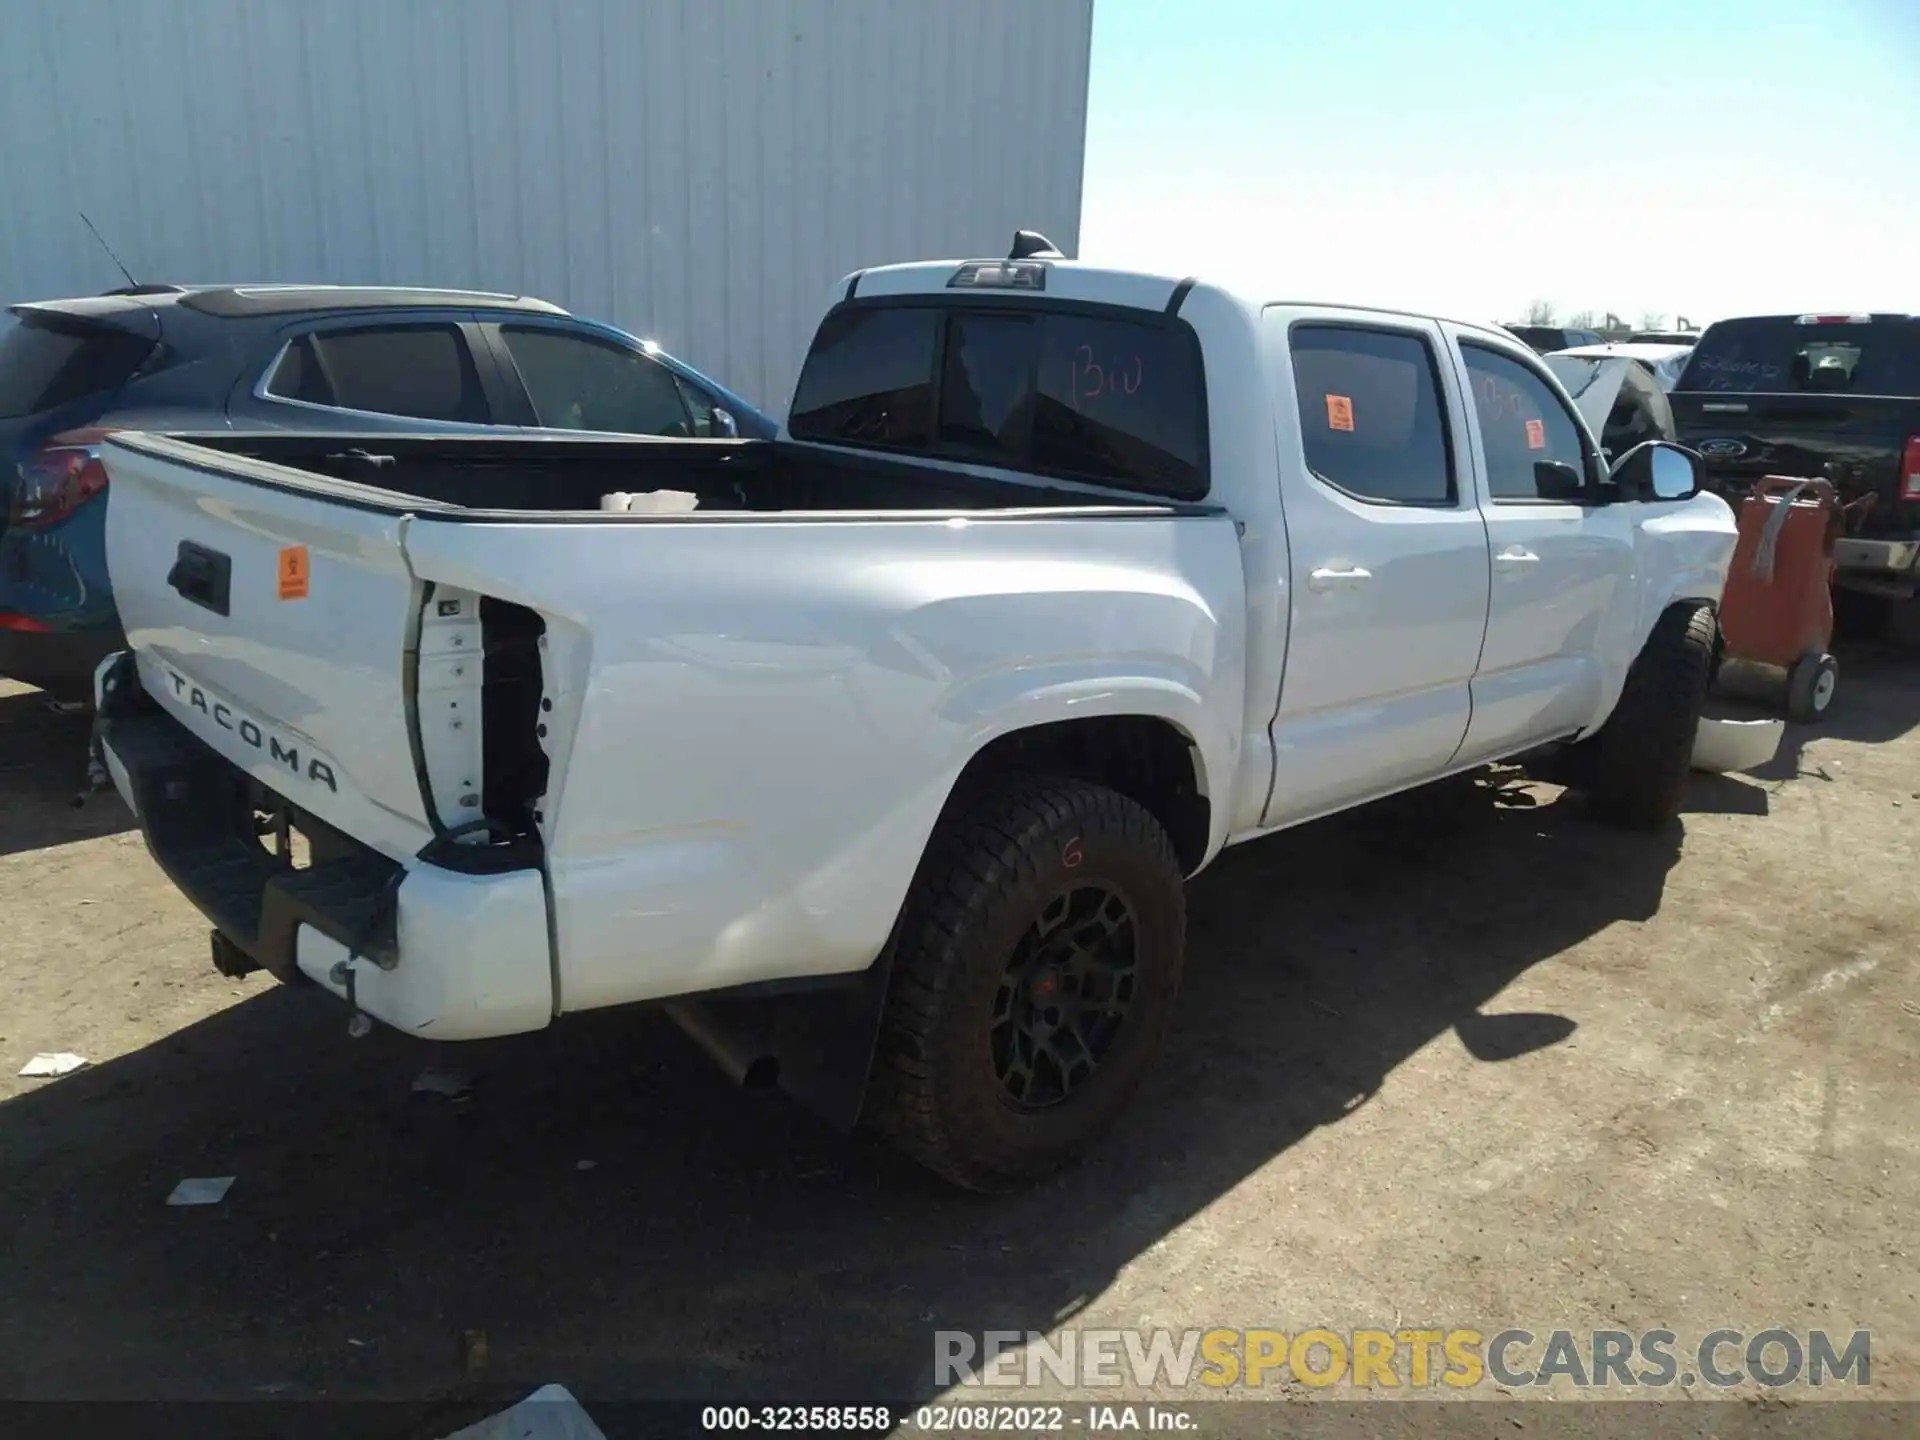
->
[[710, 407, 740, 440], [1608, 439, 1701, 502]]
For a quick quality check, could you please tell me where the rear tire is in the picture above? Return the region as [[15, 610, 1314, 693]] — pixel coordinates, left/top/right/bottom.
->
[[1586, 601, 1716, 830], [867, 776, 1187, 1192]]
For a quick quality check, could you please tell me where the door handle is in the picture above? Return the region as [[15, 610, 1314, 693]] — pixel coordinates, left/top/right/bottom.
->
[[1307, 565, 1372, 591], [167, 541, 232, 617], [1495, 546, 1541, 564]]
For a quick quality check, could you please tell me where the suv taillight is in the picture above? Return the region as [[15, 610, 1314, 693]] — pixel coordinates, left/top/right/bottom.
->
[[10, 428, 115, 530], [1902, 436, 1920, 503]]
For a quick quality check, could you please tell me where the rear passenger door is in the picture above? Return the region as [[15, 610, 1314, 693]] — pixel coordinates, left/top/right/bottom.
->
[[1261, 311, 1492, 826], [235, 316, 505, 432]]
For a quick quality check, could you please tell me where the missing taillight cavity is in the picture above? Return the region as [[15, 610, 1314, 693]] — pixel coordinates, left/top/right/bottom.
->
[[1901, 437, 1920, 502], [411, 587, 546, 863], [481, 597, 549, 834]]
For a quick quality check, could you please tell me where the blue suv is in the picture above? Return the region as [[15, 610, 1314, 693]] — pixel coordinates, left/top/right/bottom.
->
[[0, 284, 773, 697]]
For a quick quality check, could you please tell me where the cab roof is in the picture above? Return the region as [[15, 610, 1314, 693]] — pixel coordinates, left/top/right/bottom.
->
[[845, 255, 1513, 345]]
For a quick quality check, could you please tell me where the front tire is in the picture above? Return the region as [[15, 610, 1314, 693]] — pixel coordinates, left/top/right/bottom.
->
[[1586, 601, 1716, 830], [867, 776, 1187, 1191]]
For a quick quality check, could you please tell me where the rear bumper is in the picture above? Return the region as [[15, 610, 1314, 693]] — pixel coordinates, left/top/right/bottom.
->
[[0, 622, 124, 695], [1834, 536, 1919, 574], [95, 655, 552, 1040]]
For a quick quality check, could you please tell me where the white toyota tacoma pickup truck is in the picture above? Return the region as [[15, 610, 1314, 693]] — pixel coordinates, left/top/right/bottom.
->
[[93, 240, 1737, 1189]]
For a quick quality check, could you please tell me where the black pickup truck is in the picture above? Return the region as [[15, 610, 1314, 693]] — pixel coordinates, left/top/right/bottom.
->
[[1671, 313, 1920, 602]]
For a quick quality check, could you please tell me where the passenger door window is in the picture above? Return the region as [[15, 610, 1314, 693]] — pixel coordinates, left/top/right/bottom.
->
[[498, 327, 694, 436], [673, 376, 732, 437], [1288, 325, 1455, 505], [264, 324, 489, 423], [1459, 344, 1590, 502]]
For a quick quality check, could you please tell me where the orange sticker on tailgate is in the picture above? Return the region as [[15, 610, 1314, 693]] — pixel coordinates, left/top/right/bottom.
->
[[277, 545, 310, 601], [1325, 394, 1355, 432], [1525, 418, 1546, 450]]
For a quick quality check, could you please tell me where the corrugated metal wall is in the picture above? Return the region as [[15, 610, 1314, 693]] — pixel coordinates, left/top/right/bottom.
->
[[0, 0, 1092, 409]]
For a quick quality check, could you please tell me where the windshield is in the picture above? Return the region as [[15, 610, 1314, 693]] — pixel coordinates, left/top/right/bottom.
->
[[1677, 316, 1920, 395]]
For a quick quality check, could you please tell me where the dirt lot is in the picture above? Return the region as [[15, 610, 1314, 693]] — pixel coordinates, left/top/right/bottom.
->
[[1, 657, 1916, 1434]]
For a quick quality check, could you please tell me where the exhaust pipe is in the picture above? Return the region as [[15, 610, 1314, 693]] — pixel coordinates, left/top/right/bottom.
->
[[664, 999, 781, 1090]]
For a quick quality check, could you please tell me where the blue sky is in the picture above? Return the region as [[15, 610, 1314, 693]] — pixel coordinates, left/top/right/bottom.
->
[[1079, 0, 1919, 326]]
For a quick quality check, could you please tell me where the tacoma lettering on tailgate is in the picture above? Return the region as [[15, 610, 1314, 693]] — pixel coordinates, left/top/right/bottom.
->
[[165, 668, 339, 792]]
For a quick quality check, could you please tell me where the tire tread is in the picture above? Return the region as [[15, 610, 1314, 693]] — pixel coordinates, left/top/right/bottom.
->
[[867, 775, 1184, 1190], [1588, 601, 1716, 830]]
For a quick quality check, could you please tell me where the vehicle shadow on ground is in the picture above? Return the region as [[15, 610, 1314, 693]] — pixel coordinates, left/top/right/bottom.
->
[[0, 686, 131, 857], [0, 769, 1685, 1429]]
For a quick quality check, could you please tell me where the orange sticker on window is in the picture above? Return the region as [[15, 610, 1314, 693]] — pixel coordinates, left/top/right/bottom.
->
[[1525, 418, 1546, 450], [277, 545, 310, 601], [1325, 394, 1355, 432]]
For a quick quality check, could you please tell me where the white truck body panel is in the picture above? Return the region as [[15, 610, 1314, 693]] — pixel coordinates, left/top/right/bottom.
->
[[402, 512, 1245, 1008], [97, 257, 1738, 1042]]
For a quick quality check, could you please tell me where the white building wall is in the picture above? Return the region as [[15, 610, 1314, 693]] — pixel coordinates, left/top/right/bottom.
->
[[0, 0, 1093, 409]]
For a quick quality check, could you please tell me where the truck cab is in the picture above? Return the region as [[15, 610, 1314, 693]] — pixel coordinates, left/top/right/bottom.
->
[[806, 256, 1735, 835]]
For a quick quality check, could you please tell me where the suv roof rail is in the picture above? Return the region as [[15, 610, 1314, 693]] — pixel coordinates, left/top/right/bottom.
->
[[100, 283, 187, 297]]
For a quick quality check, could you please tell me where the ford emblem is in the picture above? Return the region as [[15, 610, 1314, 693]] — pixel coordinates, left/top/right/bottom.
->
[[1699, 439, 1747, 460]]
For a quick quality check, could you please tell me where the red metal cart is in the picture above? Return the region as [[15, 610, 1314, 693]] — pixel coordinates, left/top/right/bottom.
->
[[1717, 476, 1842, 721]]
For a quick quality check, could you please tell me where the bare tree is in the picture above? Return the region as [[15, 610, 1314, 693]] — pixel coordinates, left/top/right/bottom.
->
[[1523, 299, 1558, 325], [1567, 310, 1597, 329], [1638, 310, 1667, 332]]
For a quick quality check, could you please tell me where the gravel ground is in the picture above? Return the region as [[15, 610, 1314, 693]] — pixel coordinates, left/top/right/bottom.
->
[[1, 655, 1915, 1437]]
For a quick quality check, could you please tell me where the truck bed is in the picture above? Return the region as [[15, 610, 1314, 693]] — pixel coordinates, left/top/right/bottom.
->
[[98, 426, 1246, 1032], [152, 432, 1194, 518]]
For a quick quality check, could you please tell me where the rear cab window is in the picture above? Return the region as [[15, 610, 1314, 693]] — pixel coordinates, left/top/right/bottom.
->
[[264, 324, 489, 423], [0, 312, 155, 419], [790, 301, 1208, 498], [1677, 316, 1920, 396]]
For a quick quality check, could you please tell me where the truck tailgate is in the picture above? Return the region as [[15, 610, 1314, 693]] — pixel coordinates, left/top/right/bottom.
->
[[102, 433, 434, 858]]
